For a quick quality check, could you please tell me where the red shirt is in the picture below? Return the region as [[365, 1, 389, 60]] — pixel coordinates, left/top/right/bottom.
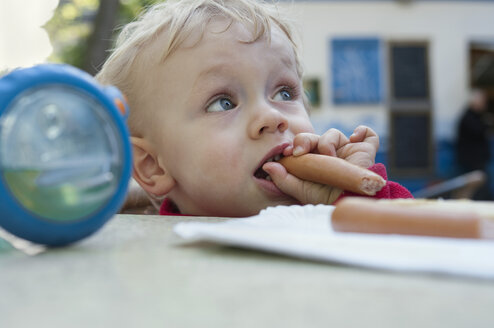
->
[[159, 163, 413, 215]]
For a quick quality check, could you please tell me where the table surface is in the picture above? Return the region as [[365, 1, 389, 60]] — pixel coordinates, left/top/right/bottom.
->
[[1, 214, 494, 328]]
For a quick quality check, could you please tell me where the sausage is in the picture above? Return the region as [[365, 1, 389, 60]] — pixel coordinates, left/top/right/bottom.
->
[[331, 198, 488, 239], [278, 154, 386, 196]]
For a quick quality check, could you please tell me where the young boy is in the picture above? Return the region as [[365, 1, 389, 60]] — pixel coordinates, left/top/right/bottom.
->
[[97, 0, 412, 217]]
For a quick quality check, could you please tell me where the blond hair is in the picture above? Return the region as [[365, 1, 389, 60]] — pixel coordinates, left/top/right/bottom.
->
[[96, 0, 303, 135]]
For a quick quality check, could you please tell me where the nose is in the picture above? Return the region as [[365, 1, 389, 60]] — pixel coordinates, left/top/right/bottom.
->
[[247, 102, 289, 139]]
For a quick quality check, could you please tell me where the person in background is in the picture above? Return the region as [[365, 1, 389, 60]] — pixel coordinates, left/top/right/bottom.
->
[[457, 89, 493, 200]]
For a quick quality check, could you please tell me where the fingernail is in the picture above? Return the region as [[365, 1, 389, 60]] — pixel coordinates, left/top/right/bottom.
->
[[293, 146, 304, 156]]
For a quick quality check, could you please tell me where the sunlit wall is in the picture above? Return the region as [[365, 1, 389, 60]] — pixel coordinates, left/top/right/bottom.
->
[[0, 0, 59, 72], [279, 0, 494, 143]]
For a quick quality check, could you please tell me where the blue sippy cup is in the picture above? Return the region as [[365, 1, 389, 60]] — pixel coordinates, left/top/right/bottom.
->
[[0, 64, 132, 246]]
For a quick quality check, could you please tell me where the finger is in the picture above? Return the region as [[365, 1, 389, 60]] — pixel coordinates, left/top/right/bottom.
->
[[263, 162, 343, 205], [349, 125, 380, 150], [262, 162, 301, 200], [335, 142, 376, 167], [349, 125, 377, 142], [349, 125, 368, 143], [290, 133, 320, 156], [318, 128, 349, 156]]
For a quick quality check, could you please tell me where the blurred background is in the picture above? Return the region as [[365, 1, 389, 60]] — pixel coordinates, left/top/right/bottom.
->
[[1, 0, 494, 199]]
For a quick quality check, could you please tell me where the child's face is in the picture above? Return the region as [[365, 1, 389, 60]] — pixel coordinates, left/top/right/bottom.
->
[[144, 19, 314, 216]]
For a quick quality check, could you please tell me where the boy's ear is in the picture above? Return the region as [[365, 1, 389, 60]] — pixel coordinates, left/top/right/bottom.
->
[[131, 137, 176, 196]]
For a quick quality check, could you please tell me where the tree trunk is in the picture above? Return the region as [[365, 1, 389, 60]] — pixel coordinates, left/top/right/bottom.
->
[[84, 0, 120, 75]]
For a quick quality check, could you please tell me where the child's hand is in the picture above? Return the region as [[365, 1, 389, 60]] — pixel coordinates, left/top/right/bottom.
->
[[285, 125, 379, 167], [262, 126, 379, 205], [336, 125, 379, 168], [262, 162, 344, 205]]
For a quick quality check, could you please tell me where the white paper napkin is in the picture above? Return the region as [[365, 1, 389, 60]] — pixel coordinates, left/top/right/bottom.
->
[[173, 205, 494, 279], [0, 227, 46, 256]]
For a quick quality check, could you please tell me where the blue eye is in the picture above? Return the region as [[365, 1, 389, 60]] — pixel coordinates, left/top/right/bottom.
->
[[207, 97, 236, 112], [273, 88, 293, 101]]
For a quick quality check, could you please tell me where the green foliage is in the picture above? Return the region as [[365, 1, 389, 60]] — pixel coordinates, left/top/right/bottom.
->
[[45, 0, 98, 68], [119, 0, 162, 23], [45, 0, 162, 68]]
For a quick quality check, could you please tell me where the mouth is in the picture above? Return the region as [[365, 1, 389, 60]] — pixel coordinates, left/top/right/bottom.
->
[[254, 144, 289, 181], [254, 154, 284, 181]]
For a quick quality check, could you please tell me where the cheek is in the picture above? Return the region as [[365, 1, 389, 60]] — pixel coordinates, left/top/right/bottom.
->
[[289, 112, 314, 134], [203, 140, 243, 175], [159, 112, 247, 182], [181, 135, 245, 185]]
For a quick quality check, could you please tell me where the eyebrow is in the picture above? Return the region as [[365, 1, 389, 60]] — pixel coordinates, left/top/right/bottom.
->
[[190, 62, 230, 96], [191, 48, 298, 96], [278, 53, 296, 71], [197, 51, 295, 79], [196, 62, 229, 83]]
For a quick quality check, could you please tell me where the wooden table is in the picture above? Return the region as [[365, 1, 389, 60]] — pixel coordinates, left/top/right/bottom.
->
[[1, 214, 493, 328]]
